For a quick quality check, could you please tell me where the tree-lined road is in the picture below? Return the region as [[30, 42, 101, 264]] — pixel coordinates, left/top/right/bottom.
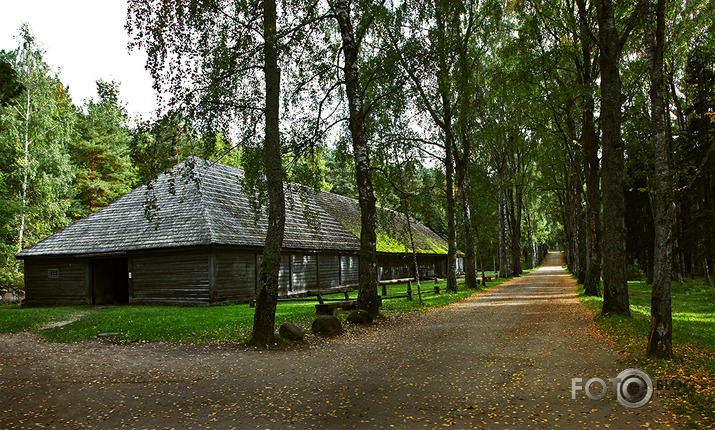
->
[[1, 252, 679, 429]]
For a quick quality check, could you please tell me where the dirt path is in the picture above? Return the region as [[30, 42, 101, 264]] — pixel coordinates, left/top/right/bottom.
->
[[0, 252, 680, 429]]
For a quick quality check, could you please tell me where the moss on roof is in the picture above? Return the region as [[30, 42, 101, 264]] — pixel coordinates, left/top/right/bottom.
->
[[313, 191, 449, 255]]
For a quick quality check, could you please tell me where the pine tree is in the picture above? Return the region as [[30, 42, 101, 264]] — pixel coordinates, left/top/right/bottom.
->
[[70, 80, 134, 218]]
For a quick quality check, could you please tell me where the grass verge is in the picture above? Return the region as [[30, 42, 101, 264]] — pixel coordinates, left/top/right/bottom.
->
[[578, 279, 715, 429], [0, 274, 506, 344], [0, 304, 93, 332]]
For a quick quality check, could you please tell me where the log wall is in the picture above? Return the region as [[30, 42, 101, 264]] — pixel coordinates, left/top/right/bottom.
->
[[130, 250, 210, 304], [23, 258, 90, 306], [22, 248, 452, 305]]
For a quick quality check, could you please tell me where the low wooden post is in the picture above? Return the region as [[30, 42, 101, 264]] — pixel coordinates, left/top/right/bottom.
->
[[434, 284, 440, 294], [381, 283, 387, 296], [406, 279, 413, 301]]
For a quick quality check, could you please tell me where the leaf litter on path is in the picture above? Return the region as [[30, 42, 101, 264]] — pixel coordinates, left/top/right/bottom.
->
[[0, 253, 684, 429]]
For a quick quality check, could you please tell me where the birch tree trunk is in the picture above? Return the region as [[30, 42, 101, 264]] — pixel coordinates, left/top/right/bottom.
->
[[444, 126, 458, 292], [333, 0, 380, 316], [250, 0, 286, 346], [17, 90, 31, 260], [506, 183, 522, 277]]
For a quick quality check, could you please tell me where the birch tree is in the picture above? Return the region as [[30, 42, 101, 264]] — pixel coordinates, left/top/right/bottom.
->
[[128, 0, 304, 345], [329, 0, 382, 315], [0, 25, 75, 274]]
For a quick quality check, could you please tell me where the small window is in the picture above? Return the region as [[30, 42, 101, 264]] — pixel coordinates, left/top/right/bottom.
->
[[48, 268, 59, 279]]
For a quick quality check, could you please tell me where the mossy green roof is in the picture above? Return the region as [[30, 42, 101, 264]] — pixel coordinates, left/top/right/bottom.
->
[[312, 191, 449, 255]]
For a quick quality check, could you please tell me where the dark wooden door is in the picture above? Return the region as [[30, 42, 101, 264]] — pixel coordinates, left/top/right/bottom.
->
[[92, 258, 129, 304]]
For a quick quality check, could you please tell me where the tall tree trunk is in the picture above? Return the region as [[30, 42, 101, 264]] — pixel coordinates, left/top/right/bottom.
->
[[17, 90, 30, 264], [444, 127, 458, 292], [456, 150, 477, 289], [250, 0, 285, 346], [469, 194, 487, 285], [403, 203, 423, 304], [565, 101, 587, 283], [524, 207, 537, 269], [334, 0, 380, 316], [643, 0, 673, 358], [577, 0, 601, 298], [434, 5, 458, 294], [560, 192, 576, 272], [508, 183, 523, 276], [498, 186, 510, 278], [581, 79, 602, 294], [597, 0, 630, 315], [575, 185, 588, 284]]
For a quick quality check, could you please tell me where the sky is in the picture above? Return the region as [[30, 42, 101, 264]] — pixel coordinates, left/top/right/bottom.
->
[[0, 0, 158, 120]]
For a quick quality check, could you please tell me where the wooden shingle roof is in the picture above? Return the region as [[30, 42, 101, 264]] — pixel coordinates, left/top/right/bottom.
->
[[16, 158, 448, 257]]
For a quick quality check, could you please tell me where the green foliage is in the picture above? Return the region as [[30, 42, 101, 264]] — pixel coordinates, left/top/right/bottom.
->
[[130, 111, 209, 185], [69, 80, 134, 218], [0, 268, 23, 293], [626, 261, 646, 282], [0, 56, 24, 107], [0, 25, 76, 289], [677, 42, 715, 271], [321, 146, 357, 197]]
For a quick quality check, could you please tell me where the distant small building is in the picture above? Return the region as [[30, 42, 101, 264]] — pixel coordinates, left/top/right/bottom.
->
[[16, 158, 460, 306]]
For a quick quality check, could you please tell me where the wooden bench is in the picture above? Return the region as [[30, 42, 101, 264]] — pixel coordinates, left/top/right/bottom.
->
[[379, 278, 415, 297], [315, 299, 357, 315]]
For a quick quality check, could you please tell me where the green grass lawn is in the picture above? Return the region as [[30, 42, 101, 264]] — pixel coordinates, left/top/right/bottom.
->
[[578, 279, 715, 429], [0, 274, 505, 344], [0, 304, 93, 333]]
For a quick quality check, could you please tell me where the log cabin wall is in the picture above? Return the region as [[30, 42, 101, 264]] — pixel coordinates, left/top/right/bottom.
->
[[276, 252, 358, 296], [318, 254, 341, 288], [376, 254, 454, 281], [340, 255, 359, 285], [214, 249, 360, 301], [212, 250, 257, 302], [22, 250, 452, 306], [23, 257, 90, 306], [290, 254, 318, 293], [130, 250, 211, 304]]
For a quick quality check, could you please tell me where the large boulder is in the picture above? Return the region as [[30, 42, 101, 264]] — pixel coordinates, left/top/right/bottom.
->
[[278, 322, 304, 341], [1, 288, 24, 304], [346, 309, 373, 324], [311, 315, 343, 336]]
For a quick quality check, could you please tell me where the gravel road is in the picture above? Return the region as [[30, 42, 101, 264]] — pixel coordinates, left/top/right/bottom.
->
[[0, 252, 680, 429]]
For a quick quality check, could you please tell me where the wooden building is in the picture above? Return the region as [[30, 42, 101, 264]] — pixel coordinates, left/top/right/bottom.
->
[[17, 158, 457, 306]]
